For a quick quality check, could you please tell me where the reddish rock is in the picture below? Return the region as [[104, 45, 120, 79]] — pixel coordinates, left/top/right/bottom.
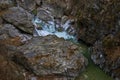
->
[[15, 35, 88, 79], [0, 43, 25, 80]]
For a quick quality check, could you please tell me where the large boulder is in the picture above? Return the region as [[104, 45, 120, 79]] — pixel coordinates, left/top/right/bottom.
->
[[2, 7, 34, 34], [14, 35, 88, 79]]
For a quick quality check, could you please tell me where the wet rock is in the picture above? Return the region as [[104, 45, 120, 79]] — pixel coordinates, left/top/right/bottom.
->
[[15, 35, 87, 79], [34, 8, 77, 39], [41, 0, 76, 16], [31, 0, 78, 39], [2, 7, 34, 34], [74, 1, 120, 78], [37, 0, 67, 18], [91, 33, 120, 79], [16, 0, 36, 11], [35, 0, 42, 6], [0, 24, 32, 42], [74, 0, 120, 79], [36, 8, 53, 21], [0, 0, 14, 11]]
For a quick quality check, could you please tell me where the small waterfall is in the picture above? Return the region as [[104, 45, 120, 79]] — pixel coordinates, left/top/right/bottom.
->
[[32, 17, 76, 40]]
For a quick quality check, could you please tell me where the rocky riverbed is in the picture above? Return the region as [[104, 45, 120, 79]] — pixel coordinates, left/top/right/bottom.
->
[[0, 0, 120, 80]]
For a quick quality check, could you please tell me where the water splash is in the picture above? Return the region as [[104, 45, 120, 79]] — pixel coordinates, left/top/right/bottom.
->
[[32, 17, 76, 40]]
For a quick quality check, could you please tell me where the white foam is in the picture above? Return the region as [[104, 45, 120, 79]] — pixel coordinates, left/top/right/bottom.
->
[[33, 17, 76, 40]]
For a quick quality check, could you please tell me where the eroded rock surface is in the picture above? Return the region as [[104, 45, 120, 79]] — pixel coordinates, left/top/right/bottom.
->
[[76, 0, 120, 45], [15, 35, 88, 79], [74, 0, 120, 79], [0, 0, 14, 11], [2, 7, 34, 34], [91, 33, 120, 79], [0, 43, 25, 80], [0, 0, 119, 80], [0, 24, 32, 42], [16, 0, 36, 11], [0, 17, 3, 24]]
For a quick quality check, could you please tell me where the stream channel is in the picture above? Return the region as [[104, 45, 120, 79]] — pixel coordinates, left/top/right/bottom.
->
[[32, 17, 113, 80]]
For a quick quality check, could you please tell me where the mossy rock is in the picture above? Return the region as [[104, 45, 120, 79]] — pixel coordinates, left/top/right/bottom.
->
[[32, 9, 37, 15]]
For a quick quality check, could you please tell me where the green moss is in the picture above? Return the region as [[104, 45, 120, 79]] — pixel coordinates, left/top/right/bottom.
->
[[32, 9, 37, 15]]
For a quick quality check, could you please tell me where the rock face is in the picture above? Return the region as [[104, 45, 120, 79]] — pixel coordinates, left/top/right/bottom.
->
[[0, 0, 14, 11], [76, 0, 120, 45], [36, 0, 80, 20], [2, 7, 34, 34], [0, 43, 25, 80], [0, 0, 119, 80], [91, 33, 120, 79], [14, 35, 87, 79], [0, 0, 87, 80], [0, 24, 32, 42], [41, 0, 78, 16], [36, 8, 53, 22], [16, 0, 36, 11], [42, 0, 119, 79], [34, 0, 78, 38], [74, 0, 120, 79]]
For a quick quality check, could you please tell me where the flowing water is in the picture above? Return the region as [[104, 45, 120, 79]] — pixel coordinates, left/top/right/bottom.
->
[[32, 17, 113, 80], [32, 17, 76, 40]]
